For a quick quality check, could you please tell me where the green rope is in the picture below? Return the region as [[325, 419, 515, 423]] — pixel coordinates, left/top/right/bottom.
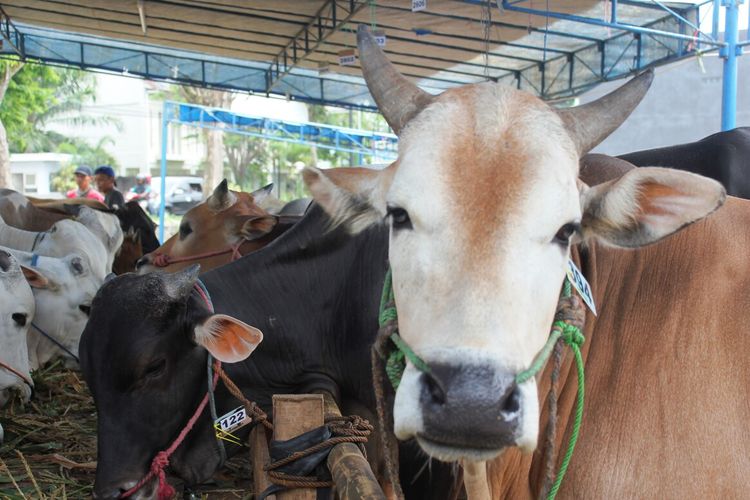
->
[[515, 329, 562, 385], [379, 269, 430, 390], [547, 321, 585, 500]]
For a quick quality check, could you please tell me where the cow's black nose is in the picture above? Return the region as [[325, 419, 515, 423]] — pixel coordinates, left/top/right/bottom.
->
[[418, 362, 521, 450], [92, 482, 137, 499], [135, 255, 149, 270]]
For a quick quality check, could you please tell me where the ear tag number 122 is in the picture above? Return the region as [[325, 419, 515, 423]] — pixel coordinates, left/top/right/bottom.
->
[[214, 406, 252, 445], [566, 260, 597, 316]]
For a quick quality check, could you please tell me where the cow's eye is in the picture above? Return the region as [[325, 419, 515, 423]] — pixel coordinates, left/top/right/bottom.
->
[[12, 313, 27, 327], [79, 304, 91, 316], [179, 222, 193, 240], [553, 222, 580, 246], [143, 359, 167, 379], [386, 205, 412, 230]]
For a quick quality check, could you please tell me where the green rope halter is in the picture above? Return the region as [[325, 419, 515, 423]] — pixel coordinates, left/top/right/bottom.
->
[[377, 269, 586, 500]]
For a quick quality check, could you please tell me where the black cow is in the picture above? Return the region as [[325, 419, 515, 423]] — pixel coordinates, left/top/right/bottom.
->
[[115, 201, 160, 254], [616, 127, 750, 199], [80, 204, 458, 499]]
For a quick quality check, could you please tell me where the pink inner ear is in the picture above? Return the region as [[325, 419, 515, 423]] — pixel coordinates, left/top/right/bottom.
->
[[636, 181, 683, 217], [21, 266, 49, 289], [201, 316, 263, 363]]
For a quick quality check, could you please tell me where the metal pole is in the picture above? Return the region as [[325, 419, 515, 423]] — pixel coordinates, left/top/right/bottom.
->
[[159, 101, 169, 243], [720, 0, 741, 131]]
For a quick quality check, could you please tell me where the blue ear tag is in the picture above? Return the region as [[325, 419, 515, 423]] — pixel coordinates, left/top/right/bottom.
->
[[31, 253, 40, 268], [566, 260, 597, 316]]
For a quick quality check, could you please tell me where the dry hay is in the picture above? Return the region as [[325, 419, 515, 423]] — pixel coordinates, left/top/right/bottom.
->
[[0, 361, 253, 499]]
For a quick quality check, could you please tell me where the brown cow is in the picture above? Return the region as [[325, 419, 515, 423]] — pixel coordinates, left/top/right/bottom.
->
[[136, 180, 290, 273], [303, 26, 750, 498]]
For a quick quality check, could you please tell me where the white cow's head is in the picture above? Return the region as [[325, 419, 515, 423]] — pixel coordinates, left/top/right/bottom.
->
[[19, 252, 101, 369], [76, 206, 123, 271], [38, 219, 110, 281], [304, 26, 725, 462], [0, 250, 34, 407]]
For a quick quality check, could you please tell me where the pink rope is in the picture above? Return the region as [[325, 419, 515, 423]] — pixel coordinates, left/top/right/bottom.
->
[[0, 360, 33, 389], [121, 284, 221, 499], [150, 243, 244, 268]]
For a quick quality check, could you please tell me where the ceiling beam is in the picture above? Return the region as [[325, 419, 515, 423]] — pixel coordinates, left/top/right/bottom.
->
[[267, 0, 367, 92]]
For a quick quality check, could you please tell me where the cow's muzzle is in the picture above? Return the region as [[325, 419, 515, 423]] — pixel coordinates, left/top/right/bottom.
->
[[404, 361, 527, 461]]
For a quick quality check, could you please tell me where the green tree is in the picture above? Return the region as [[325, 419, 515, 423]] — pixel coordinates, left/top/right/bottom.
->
[[224, 134, 269, 191], [0, 59, 27, 187]]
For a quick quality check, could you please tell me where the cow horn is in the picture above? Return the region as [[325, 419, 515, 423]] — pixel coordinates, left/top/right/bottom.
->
[[207, 179, 236, 212], [556, 68, 654, 155], [162, 264, 200, 300], [357, 25, 434, 135]]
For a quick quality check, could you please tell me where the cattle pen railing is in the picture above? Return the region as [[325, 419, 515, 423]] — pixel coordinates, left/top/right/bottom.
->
[[250, 393, 386, 500]]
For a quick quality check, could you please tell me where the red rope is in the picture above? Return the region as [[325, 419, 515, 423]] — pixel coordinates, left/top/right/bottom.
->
[[121, 284, 221, 499], [151, 243, 243, 267], [0, 360, 33, 389]]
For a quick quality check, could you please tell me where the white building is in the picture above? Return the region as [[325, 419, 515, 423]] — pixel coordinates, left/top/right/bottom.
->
[[47, 72, 308, 178], [10, 153, 71, 196]]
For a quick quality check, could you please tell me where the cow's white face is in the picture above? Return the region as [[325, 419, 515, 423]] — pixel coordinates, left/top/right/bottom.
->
[[0, 251, 34, 407], [39, 220, 110, 280], [304, 25, 725, 465], [385, 86, 581, 459], [20, 253, 101, 369]]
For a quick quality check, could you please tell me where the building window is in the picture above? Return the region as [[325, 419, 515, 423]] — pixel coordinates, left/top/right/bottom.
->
[[24, 173, 37, 193]]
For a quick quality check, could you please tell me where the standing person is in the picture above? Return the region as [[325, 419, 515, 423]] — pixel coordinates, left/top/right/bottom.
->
[[93, 165, 125, 210], [66, 166, 105, 202]]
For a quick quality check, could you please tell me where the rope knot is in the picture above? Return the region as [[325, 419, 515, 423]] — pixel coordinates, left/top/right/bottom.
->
[[557, 322, 585, 348], [152, 252, 171, 267], [150, 451, 170, 474]]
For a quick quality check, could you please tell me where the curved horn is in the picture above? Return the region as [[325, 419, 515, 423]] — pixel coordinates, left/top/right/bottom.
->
[[557, 68, 654, 155], [357, 25, 434, 135], [207, 179, 236, 212]]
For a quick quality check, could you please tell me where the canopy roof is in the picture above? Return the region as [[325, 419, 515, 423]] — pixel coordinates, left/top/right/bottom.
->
[[0, 1, 708, 109]]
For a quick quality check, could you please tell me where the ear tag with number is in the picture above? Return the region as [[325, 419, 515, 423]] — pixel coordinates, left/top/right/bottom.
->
[[566, 259, 597, 316], [214, 406, 252, 445]]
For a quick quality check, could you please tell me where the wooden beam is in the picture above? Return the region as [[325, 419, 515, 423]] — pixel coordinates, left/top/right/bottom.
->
[[251, 425, 274, 500], [272, 394, 325, 500]]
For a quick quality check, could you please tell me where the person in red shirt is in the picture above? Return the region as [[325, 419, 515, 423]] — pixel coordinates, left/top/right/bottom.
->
[[66, 166, 104, 202]]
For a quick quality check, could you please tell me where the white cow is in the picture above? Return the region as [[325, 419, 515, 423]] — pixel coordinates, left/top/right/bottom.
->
[[2, 246, 102, 369], [75, 206, 123, 272], [0, 216, 110, 281], [0, 250, 36, 444]]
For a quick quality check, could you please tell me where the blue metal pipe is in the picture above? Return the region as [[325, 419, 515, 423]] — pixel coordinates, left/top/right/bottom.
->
[[499, 0, 725, 47], [721, 0, 741, 131], [158, 102, 169, 243]]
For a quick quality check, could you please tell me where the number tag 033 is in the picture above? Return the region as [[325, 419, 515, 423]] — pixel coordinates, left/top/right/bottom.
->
[[215, 406, 252, 435], [566, 259, 597, 316]]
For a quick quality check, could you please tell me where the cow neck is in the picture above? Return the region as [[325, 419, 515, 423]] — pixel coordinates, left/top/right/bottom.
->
[[199, 204, 389, 409], [488, 244, 597, 498]]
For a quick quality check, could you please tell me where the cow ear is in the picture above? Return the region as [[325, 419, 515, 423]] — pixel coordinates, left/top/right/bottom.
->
[[302, 165, 393, 233], [250, 183, 274, 204], [20, 265, 50, 289], [239, 215, 278, 241], [581, 167, 726, 248], [194, 314, 263, 363]]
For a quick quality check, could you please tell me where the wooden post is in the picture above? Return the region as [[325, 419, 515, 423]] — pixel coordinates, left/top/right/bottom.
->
[[321, 393, 387, 500], [250, 425, 273, 500], [272, 394, 325, 500]]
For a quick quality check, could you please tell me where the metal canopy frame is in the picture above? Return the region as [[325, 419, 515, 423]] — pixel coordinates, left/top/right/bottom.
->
[[0, 1, 735, 112], [156, 100, 397, 241], [500, 0, 746, 130]]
